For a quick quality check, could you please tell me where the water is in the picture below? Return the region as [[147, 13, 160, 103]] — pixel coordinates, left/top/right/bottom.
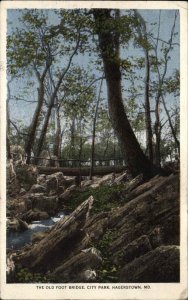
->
[[7, 211, 65, 250]]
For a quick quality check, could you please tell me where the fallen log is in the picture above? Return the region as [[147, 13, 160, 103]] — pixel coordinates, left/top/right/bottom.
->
[[38, 166, 127, 176]]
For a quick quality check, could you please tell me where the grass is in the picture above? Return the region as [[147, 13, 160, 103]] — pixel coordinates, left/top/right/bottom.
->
[[66, 184, 130, 215]]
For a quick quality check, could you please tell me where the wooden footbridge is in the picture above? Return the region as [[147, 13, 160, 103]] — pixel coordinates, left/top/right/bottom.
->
[[38, 165, 127, 176], [31, 156, 127, 176]]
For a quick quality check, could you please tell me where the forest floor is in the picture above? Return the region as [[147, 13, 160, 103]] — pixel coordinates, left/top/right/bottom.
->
[[6, 159, 180, 283]]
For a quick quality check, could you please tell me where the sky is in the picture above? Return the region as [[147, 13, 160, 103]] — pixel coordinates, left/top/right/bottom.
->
[[7, 9, 180, 134]]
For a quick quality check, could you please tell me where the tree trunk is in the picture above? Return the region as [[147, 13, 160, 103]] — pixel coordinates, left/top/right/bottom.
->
[[154, 96, 161, 167], [6, 97, 11, 159], [70, 118, 76, 160], [53, 106, 62, 158], [35, 104, 53, 160], [134, 10, 153, 162], [161, 94, 180, 154], [144, 50, 153, 162], [25, 69, 50, 164], [93, 9, 157, 178], [89, 79, 103, 180]]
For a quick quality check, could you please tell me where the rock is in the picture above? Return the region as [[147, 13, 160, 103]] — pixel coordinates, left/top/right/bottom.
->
[[127, 173, 143, 191], [113, 235, 152, 265], [46, 172, 66, 194], [62, 177, 76, 189], [6, 159, 21, 197], [37, 174, 47, 187], [81, 179, 93, 188], [84, 212, 109, 243], [19, 188, 27, 196], [10, 173, 179, 283], [21, 209, 49, 222], [6, 197, 26, 218], [10, 145, 26, 164], [31, 231, 48, 243], [59, 185, 78, 204], [7, 254, 16, 283], [7, 217, 28, 232], [7, 218, 20, 232], [119, 245, 180, 282], [15, 196, 95, 272], [26, 193, 58, 215], [16, 164, 38, 191], [46, 176, 58, 192], [51, 247, 102, 282], [113, 170, 132, 185], [29, 184, 46, 194], [92, 174, 113, 188], [16, 217, 29, 231], [126, 175, 163, 201]]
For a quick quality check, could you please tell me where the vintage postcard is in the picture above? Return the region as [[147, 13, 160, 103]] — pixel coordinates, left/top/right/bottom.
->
[[0, 1, 187, 299]]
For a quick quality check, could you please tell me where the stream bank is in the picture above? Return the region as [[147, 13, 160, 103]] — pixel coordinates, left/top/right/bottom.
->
[[6, 159, 180, 284]]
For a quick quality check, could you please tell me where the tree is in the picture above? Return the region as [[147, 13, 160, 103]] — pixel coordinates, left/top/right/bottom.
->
[[149, 10, 179, 165], [34, 31, 81, 159], [93, 9, 157, 178], [7, 10, 55, 163], [133, 10, 153, 162], [89, 78, 103, 179]]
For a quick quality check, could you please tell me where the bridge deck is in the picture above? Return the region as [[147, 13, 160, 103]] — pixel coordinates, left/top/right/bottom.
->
[[38, 166, 127, 176]]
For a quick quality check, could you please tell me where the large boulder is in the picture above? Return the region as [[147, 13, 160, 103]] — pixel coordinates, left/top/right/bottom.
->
[[25, 193, 58, 215], [16, 164, 38, 191], [119, 245, 180, 282], [51, 247, 102, 282], [15, 196, 94, 272], [21, 209, 50, 222], [7, 217, 28, 232], [29, 184, 46, 194]]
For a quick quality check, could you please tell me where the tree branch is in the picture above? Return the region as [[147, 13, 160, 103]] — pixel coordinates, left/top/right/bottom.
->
[[10, 120, 28, 136]]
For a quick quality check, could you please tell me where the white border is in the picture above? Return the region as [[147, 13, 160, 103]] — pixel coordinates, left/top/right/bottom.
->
[[0, 1, 187, 300]]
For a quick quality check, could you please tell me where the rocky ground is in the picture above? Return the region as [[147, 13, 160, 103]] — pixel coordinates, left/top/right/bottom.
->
[[6, 156, 180, 283]]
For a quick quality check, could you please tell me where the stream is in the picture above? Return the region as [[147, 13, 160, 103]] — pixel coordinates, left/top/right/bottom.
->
[[7, 211, 65, 250]]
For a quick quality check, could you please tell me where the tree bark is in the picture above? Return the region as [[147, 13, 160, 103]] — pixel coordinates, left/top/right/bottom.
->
[[134, 10, 153, 163], [93, 9, 157, 178], [25, 64, 50, 164], [154, 95, 161, 167], [35, 104, 53, 160], [53, 106, 62, 158], [89, 79, 103, 179], [7, 82, 12, 159], [161, 95, 180, 155]]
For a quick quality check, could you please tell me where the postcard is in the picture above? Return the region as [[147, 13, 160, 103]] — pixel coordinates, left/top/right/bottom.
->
[[0, 1, 187, 299]]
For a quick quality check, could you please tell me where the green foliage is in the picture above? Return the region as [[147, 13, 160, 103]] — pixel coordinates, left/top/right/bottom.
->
[[13, 264, 58, 283], [95, 229, 118, 282], [66, 184, 129, 214]]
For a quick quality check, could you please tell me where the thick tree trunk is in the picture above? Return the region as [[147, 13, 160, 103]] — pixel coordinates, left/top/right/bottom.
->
[[93, 9, 156, 178]]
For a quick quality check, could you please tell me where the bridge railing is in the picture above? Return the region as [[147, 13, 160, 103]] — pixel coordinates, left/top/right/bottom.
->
[[25, 156, 126, 168]]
